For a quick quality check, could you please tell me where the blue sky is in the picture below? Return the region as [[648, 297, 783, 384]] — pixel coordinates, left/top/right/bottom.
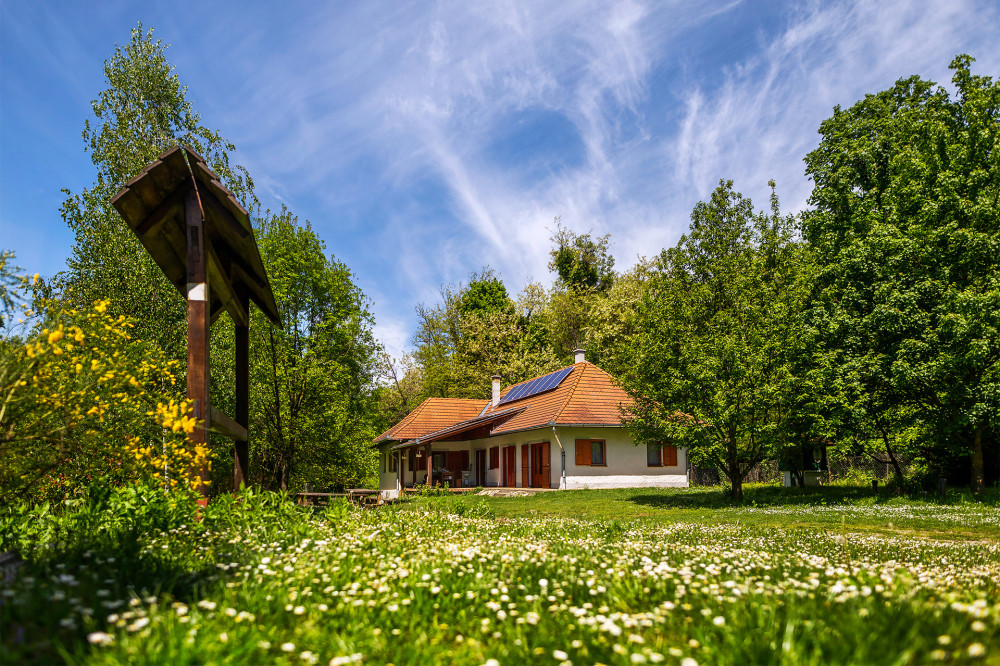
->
[[2, 0, 998, 359]]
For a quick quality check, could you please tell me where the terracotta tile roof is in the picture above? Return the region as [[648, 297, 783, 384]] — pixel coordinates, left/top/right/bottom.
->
[[486, 362, 632, 434], [388, 405, 527, 450], [375, 362, 632, 446], [375, 397, 488, 443]]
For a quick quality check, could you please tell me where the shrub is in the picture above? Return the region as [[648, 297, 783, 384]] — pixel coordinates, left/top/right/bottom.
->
[[0, 298, 206, 504]]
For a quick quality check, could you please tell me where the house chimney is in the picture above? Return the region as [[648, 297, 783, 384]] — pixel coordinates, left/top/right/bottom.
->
[[574, 348, 586, 364], [491, 375, 501, 408]]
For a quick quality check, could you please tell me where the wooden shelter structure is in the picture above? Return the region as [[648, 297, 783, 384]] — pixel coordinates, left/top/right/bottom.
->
[[111, 145, 280, 494]]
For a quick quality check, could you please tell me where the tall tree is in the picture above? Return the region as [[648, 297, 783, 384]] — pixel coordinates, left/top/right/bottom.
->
[[620, 181, 811, 500], [548, 219, 615, 292], [59, 24, 255, 369], [250, 209, 382, 491], [803, 55, 1000, 493], [542, 220, 617, 362], [412, 270, 560, 399]]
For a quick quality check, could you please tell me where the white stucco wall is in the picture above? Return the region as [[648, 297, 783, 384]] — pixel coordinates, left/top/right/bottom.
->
[[377, 444, 402, 499], [555, 426, 688, 490]]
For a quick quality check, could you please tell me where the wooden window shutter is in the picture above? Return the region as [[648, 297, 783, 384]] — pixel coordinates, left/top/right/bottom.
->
[[490, 446, 499, 469], [575, 439, 591, 466], [521, 444, 529, 487], [662, 444, 678, 467]]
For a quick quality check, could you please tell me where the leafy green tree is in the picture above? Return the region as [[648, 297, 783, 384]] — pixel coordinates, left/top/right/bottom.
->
[[457, 270, 515, 317], [585, 259, 657, 373], [412, 271, 560, 399], [803, 55, 1000, 493], [620, 181, 811, 500], [548, 219, 615, 292], [59, 24, 255, 371], [250, 209, 382, 491]]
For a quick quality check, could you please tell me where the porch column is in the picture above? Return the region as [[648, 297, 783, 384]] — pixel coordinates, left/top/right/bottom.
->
[[233, 323, 249, 491], [426, 444, 432, 487]]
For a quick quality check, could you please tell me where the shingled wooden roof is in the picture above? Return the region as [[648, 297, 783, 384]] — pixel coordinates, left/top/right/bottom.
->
[[375, 362, 631, 446], [110, 144, 280, 325]]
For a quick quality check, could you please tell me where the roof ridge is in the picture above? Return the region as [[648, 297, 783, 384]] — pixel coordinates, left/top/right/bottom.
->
[[551, 362, 587, 425]]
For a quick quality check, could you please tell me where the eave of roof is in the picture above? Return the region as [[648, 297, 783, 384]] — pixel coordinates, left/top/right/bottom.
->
[[389, 405, 527, 450], [374, 397, 489, 444]]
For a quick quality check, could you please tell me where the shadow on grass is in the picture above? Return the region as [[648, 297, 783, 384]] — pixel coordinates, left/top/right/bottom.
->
[[1, 527, 229, 665], [624, 484, 1000, 512]]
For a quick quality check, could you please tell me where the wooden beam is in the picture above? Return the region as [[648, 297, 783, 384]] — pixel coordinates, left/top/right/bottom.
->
[[206, 242, 249, 327], [135, 187, 185, 236], [186, 186, 211, 497], [233, 324, 250, 490], [210, 405, 248, 442], [199, 181, 252, 241]]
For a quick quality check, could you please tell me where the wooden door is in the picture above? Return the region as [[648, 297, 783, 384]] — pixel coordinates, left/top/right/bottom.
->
[[521, 444, 529, 487], [475, 449, 486, 486], [531, 441, 551, 488], [504, 446, 516, 487]]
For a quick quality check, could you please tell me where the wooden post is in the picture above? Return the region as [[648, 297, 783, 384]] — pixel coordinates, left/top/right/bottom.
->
[[185, 186, 211, 497], [233, 323, 250, 491], [426, 444, 433, 487]]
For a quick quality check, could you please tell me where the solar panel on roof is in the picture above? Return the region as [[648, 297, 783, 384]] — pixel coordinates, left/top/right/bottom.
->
[[498, 366, 574, 406]]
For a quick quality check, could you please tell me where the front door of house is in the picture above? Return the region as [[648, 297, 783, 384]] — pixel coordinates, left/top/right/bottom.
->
[[475, 449, 486, 487], [531, 441, 551, 488], [503, 445, 516, 487]]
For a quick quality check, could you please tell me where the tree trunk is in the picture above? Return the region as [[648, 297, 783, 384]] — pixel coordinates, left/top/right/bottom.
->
[[280, 462, 290, 492], [971, 426, 985, 496], [792, 466, 804, 487], [877, 424, 904, 481], [730, 468, 743, 501]]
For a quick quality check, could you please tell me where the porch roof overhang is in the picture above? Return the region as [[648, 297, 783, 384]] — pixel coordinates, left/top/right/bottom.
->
[[389, 405, 528, 451], [110, 144, 281, 326]]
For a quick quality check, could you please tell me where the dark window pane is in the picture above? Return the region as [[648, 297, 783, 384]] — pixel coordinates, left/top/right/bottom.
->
[[647, 442, 661, 466], [591, 440, 605, 465]]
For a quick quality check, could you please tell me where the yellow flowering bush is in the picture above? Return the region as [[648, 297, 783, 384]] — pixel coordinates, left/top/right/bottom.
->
[[0, 298, 199, 503], [125, 399, 211, 493]]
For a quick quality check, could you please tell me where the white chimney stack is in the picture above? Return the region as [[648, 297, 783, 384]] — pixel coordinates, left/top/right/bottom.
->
[[574, 348, 586, 364], [491, 375, 501, 408]]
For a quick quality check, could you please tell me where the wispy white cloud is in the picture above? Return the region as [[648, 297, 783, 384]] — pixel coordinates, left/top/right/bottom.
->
[[671, 0, 1000, 214], [134, 0, 1000, 358]]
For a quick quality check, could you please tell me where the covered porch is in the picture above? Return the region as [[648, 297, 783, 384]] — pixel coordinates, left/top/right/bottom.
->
[[391, 442, 484, 489]]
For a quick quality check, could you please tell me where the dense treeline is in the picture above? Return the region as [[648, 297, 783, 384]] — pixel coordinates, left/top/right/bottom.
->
[[397, 57, 999, 498], [0, 26, 384, 503], [0, 26, 995, 503]]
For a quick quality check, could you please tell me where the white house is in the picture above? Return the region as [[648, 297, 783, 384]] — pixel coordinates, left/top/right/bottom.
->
[[374, 350, 688, 499]]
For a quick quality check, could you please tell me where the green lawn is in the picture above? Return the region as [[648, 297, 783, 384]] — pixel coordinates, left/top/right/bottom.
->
[[431, 485, 1000, 541], [2, 485, 998, 665]]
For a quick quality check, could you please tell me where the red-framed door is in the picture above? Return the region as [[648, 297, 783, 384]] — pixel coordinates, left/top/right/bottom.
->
[[531, 441, 551, 488], [503, 446, 516, 487]]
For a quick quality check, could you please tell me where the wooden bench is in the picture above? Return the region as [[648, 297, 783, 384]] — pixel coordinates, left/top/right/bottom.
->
[[295, 489, 381, 507]]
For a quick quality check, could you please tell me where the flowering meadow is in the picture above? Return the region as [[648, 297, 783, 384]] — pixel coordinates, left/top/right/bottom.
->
[[2, 487, 998, 665]]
